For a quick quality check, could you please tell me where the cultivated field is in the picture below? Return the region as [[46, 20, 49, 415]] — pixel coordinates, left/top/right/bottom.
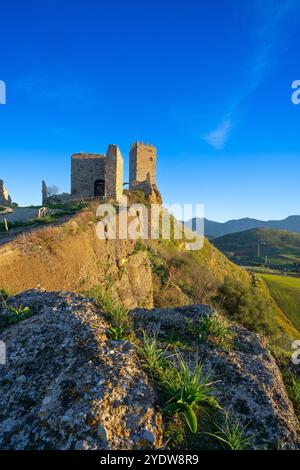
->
[[259, 274, 300, 332]]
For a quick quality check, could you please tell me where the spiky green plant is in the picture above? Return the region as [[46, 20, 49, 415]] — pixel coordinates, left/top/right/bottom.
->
[[86, 286, 130, 330], [206, 412, 253, 450], [0, 302, 32, 330], [288, 374, 300, 419], [163, 354, 220, 433], [199, 313, 229, 342], [107, 325, 126, 341], [141, 332, 168, 372]]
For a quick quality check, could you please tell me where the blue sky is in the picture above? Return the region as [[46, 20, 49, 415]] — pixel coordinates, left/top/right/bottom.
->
[[0, 0, 300, 221]]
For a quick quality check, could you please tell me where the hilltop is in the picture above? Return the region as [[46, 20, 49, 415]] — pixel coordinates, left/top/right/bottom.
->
[[212, 227, 300, 269], [185, 216, 300, 239], [0, 197, 298, 340]]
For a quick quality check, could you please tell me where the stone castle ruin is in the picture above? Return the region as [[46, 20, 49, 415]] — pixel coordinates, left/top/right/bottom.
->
[[0, 179, 12, 207], [42, 141, 160, 204]]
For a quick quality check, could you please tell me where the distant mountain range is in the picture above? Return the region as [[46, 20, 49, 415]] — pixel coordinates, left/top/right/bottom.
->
[[212, 227, 300, 268], [185, 215, 300, 239]]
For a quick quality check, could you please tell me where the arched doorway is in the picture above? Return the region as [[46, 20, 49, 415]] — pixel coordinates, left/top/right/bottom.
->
[[94, 179, 105, 197]]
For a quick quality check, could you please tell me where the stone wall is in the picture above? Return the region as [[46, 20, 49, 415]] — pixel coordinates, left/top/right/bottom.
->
[[130, 175, 162, 205], [71, 153, 106, 198], [129, 142, 157, 188], [105, 145, 124, 200]]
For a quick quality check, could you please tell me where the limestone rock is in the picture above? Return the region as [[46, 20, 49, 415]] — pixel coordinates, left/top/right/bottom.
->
[[131, 304, 300, 450], [115, 251, 153, 309], [1, 290, 299, 450], [0, 290, 162, 450]]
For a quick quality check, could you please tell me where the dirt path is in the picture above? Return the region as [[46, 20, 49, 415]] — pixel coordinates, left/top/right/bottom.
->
[[0, 207, 39, 223], [0, 214, 75, 247]]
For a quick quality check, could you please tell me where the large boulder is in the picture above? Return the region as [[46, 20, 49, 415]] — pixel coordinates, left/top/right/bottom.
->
[[131, 305, 300, 450], [1, 291, 299, 450], [0, 290, 162, 450]]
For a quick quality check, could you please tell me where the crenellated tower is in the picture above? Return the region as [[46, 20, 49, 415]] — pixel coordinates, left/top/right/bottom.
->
[[129, 142, 157, 188]]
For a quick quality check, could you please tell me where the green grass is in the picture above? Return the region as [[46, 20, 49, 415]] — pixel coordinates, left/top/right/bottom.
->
[[259, 274, 300, 332], [198, 313, 234, 347], [85, 285, 131, 336], [205, 412, 253, 450]]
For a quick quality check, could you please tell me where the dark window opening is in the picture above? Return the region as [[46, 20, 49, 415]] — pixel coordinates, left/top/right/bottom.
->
[[94, 179, 105, 197]]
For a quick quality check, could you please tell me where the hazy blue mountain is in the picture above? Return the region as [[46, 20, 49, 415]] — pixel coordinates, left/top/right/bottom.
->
[[185, 216, 300, 239]]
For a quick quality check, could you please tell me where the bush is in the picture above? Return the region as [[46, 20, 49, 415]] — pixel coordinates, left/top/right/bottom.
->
[[217, 277, 278, 335]]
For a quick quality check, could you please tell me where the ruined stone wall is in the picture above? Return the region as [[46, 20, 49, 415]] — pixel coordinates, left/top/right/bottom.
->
[[129, 143, 157, 187], [71, 154, 106, 198], [105, 145, 124, 200]]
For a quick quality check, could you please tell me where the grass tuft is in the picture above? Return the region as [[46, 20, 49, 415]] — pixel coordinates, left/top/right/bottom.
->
[[86, 285, 131, 339], [206, 412, 253, 450], [199, 313, 233, 348]]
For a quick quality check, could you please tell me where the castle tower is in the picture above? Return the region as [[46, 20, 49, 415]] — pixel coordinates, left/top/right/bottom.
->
[[42, 180, 47, 205], [129, 142, 157, 188], [105, 144, 124, 199]]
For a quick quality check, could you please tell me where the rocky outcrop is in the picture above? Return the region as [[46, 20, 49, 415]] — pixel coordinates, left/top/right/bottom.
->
[[0, 291, 299, 450], [0, 290, 162, 450], [131, 305, 300, 450]]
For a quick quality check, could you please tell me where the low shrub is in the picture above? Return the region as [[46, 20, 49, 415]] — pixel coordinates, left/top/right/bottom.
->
[[217, 277, 278, 335]]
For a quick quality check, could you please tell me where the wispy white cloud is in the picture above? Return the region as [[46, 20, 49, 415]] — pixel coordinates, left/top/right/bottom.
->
[[203, 118, 232, 150], [14, 75, 98, 110], [203, 0, 300, 150]]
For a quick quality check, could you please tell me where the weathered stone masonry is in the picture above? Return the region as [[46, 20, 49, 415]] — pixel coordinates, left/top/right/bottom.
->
[[0, 179, 12, 207], [129, 142, 156, 188], [42, 141, 158, 204], [71, 153, 106, 198]]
